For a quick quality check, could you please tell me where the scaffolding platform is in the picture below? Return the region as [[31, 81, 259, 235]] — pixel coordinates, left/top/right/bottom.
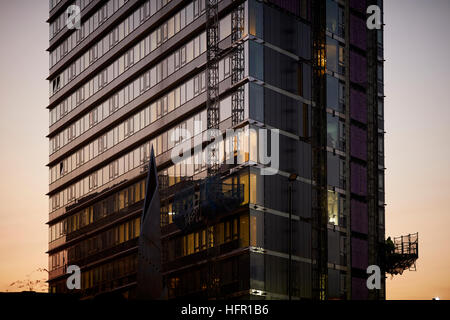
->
[[384, 232, 419, 275], [171, 176, 244, 232]]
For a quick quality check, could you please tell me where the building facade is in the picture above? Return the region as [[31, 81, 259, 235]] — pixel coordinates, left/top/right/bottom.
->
[[47, 0, 385, 300]]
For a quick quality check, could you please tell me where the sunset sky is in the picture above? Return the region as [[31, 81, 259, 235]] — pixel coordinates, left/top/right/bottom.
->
[[0, 0, 448, 299]]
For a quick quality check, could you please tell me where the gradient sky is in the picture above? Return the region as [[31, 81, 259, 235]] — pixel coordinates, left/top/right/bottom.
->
[[0, 0, 448, 299]]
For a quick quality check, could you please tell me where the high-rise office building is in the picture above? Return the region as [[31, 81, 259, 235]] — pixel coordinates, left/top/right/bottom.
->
[[47, 0, 385, 300]]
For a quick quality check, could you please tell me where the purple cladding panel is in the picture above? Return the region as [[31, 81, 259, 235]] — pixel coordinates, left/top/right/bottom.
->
[[350, 0, 366, 13], [350, 88, 367, 123], [351, 162, 367, 196], [351, 125, 367, 160], [350, 51, 367, 87], [351, 199, 368, 234], [352, 238, 368, 270], [350, 14, 367, 50], [352, 277, 369, 300]]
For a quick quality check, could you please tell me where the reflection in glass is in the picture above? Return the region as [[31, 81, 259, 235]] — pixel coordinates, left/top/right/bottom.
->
[[326, 0, 338, 34], [327, 75, 345, 113], [327, 114, 339, 149], [326, 37, 338, 73]]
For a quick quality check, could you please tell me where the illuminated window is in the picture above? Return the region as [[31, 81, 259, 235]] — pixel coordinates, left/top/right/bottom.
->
[[194, 232, 200, 252], [233, 218, 238, 240], [216, 223, 224, 246], [135, 218, 140, 237], [250, 215, 257, 247], [201, 230, 206, 250], [250, 173, 257, 204], [240, 215, 249, 247], [249, 128, 258, 162], [118, 191, 125, 210], [240, 172, 249, 205], [124, 222, 129, 242], [187, 233, 194, 255], [328, 190, 339, 225], [224, 221, 231, 242], [119, 224, 125, 243]]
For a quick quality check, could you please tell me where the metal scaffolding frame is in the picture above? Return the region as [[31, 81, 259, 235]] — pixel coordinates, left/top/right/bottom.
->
[[164, 0, 245, 298], [366, 0, 383, 299], [231, 2, 245, 126], [206, 0, 221, 176], [385, 233, 419, 275], [204, 0, 246, 299], [311, 0, 328, 300]]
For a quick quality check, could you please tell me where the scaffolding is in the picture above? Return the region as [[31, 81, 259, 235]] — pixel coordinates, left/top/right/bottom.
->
[[206, 0, 221, 176], [205, 0, 221, 299], [172, 176, 244, 231], [231, 2, 245, 125], [203, 0, 246, 297], [384, 233, 419, 276], [311, 0, 328, 300]]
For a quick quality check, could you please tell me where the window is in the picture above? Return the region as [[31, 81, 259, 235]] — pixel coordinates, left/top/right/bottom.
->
[[140, 1, 150, 22], [327, 75, 340, 112], [89, 109, 98, 127], [327, 113, 345, 150], [338, 81, 345, 109], [338, 6, 345, 36], [378, 99, 384, 118], [180, 46, 186, 65], [326, 0, 338, 34], [68, 123, 76, 141], [326, 37, 338, 73], [76, 87, 85, 105], [89, 46, 98, 63], [99, 5, 107, 24], [327, 152, 345, 188], [219, 14, 231, 40], [52, 76, 61, 93], [125, 50, 134, 69], [99, 69, 107, 89], [109, 160, 119, 179], [249, 41, 264, 80], [378, 171, 384, 191], [98, 134, 107, 153], [224, 58, 230, 77], [327, 190, 345, 225], [338, 45, 345, 74], [168, 91, 175, 113], [326, 0, 344, 37], [327, 114, 339, 149], [125, 117, 134, 137], [186, 3, 194, 25], [109, 94, 119, 113], [328, 190, 338, 225], [378, 134, 384, 154], [59, 161, 64, 176], [76, 149, 84, 167], [89, 172, 98, 190]]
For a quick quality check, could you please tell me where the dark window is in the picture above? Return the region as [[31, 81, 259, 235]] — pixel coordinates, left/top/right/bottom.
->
[[326, 37, 338, 73], [327, 75, 345, 113], [326, 0, 338, 34], [249, 41, 264, 80]]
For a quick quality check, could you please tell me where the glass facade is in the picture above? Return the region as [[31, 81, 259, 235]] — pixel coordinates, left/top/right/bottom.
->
[[47, 0, 384, 300]]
